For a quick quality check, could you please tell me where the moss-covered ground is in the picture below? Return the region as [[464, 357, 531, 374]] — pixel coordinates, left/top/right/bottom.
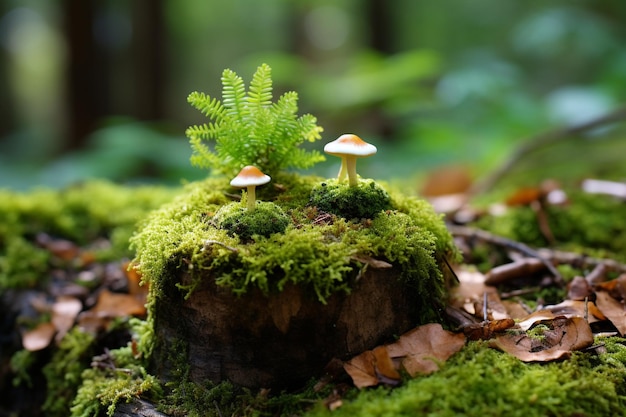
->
[[2, 178, 626, 416]]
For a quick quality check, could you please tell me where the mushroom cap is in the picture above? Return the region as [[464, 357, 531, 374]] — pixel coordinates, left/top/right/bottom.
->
[[324, 134, 377, 157], [230, 165, 271, 188]]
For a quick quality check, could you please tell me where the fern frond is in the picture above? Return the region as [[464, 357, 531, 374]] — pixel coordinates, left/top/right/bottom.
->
[[221, 69, 248, 122], [187, 92, 226, 121], [247, 63, 273, 110], [297, 114, 324, 142], [186, 63, 324, 178]]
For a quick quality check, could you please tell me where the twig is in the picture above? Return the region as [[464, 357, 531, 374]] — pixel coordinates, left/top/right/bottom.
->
[[203, 240, 239, 253], [535, 248, 626, 274], [472, 105, 626, 194], [450, 225, 626, 278], [448, 225, 563, 285]]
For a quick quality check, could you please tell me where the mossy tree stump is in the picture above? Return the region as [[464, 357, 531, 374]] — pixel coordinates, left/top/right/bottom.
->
[[151, 266, 425, 389], [132, 176, 457, 391]]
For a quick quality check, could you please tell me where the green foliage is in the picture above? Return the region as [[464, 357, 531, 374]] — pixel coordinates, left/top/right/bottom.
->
[[213, 201, 290, 242], [304, 341, 626, 417], [9, 349, 37, 388], [186, 63, 325, 178], [70, 346, 161, 417], [42, 328, 96, 417], [474, 190, 626, 262], [0, 181, 178, 291], [310, 179, 392, 220]]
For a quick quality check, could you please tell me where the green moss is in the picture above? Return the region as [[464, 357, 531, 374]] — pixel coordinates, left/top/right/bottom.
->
[[70, 345, 161, 417], [304, 341, 626, 417], [42, 328, 97, 417], [0, 181, 178, 291], [131, 175, 456, 318], [9, 349, 37, 388], [475, 190, 626, 262], [309, 178, 392, 220], [213, 200, 290, 242], [0, 236, 50, 289]]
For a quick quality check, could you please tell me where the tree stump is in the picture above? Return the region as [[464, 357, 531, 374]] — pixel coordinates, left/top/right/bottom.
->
[[151, 265, 424, 390]]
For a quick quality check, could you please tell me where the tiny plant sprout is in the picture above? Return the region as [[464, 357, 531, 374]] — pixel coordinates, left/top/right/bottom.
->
[[230, 166, 271, 211], [324, 134, 377, 186]]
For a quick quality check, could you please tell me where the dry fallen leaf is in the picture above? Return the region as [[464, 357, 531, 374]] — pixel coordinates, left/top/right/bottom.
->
[[595, 274, 626, 301], [343, 350, 378, 388], [462, 318, 516, 341], [491, 316, 593, 362], [78, 289, 146, 333], [545, 300, 605, 323], [343, 346, 402, 389], [594, 291, 626, 336], [449, 268, 498, 316], [386, 323, 466, 376], [567, 276, 593, 300], [22, 322, 56, 351], [51, 296, 83, 343], [372, 346, 401, 384]]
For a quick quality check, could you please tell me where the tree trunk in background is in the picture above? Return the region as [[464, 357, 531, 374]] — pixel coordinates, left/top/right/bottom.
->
[[63, 0, 108, 152], [63, 0, 166, 153], [132, 0, 166, 121]]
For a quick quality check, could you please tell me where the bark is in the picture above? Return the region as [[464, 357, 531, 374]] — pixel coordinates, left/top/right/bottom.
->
[[151, 266, 423, 390]]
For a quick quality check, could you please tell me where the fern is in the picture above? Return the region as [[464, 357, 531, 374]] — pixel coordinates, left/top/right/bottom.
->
[[186, 63, 324, 178]]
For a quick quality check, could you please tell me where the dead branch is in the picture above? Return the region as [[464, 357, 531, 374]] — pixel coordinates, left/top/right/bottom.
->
[[472, 105, 626, 195], [450, 225, 626, 276], [448, 225, 563, 284]]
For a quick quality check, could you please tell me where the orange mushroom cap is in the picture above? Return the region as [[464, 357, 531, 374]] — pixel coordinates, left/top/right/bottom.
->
[[230, 166, 271, 188], [323, 134, 377, 157]]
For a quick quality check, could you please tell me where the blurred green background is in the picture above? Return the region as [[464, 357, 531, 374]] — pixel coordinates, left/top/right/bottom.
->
[[1, 0, 625, 190]]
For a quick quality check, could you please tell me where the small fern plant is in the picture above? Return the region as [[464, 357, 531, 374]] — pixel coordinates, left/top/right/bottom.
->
[[186, 63, 325, 178]]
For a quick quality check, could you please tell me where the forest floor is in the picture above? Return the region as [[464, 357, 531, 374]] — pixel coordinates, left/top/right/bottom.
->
[[1, 173, 626, 417]]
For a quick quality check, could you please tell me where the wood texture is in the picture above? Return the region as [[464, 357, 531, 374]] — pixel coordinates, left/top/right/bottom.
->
[[151, 267, 422, 389]]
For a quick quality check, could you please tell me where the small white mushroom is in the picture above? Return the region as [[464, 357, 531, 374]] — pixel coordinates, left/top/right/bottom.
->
[[230, 166, 271, 211], [324, 134, 377, 186]]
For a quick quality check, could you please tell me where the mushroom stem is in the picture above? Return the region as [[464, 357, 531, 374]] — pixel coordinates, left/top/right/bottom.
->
[[246, 186, 256, 211], [337, 157, 348, 182], [346, 156, 358, 187]]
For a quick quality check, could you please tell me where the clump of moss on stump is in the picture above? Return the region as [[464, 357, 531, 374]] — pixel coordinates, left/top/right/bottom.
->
[[309, 179, 392, 219], [213, 201, 290, 242], [131, 174, 456, 310]]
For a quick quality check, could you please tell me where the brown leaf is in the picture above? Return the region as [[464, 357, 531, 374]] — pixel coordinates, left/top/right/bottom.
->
[[343, 346, 401, 389], [51, 296, 83, 343], [595, 274, 626, 301], [545, 300, 605, 323], [594, 291, 626, 336], [567, 276, 593, 301], [463, 318, 516, 341], [449, 268, 498, 316], [78, 289, 146, 333], [22, 322, 56, 351], [501, 300, 531, 320], [517, 310, 557, 331], [372, 346, 401, 384], [343, 350, 378, 389], [386, 323, 466, 376], [505, 187, 542, 206], [491, 317, 593, 362], [421, 165, 472, 197]]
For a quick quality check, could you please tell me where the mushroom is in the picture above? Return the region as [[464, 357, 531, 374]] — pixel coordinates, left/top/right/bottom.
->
[[324, 134, 377, 186], [230, 166, 271, 211]]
